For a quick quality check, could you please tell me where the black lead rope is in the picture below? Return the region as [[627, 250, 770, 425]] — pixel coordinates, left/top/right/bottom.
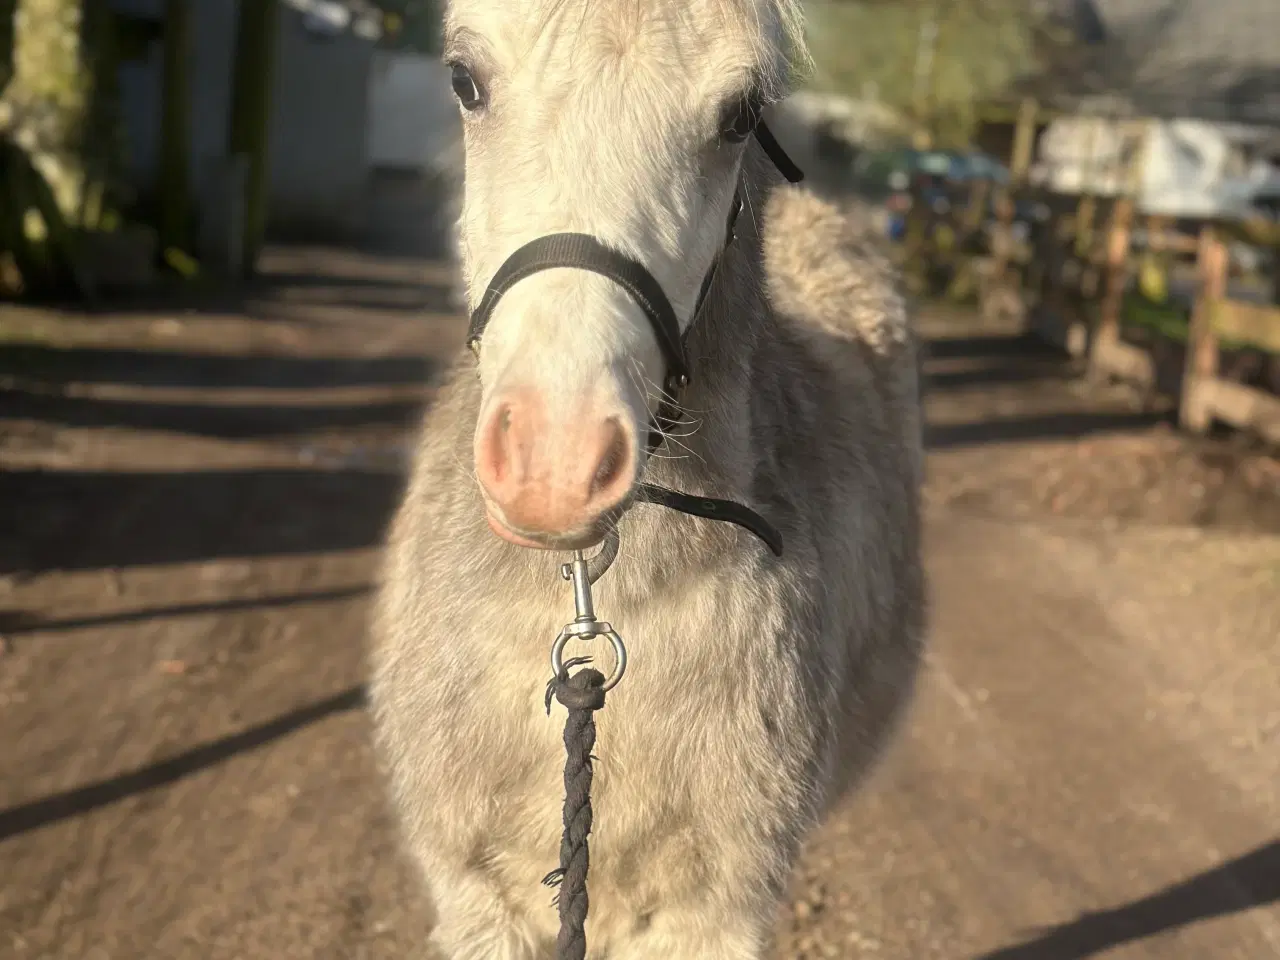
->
[[467, 120, 803, 960], [534, 485, 780, 960], [541, 659, 605, 960]]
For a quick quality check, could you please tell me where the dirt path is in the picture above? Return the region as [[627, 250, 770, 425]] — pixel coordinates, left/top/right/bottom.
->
[[1, 252, 1277, 959]]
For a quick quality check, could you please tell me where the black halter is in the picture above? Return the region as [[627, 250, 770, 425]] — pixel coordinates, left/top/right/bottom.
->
[[465, 119, 802, 558]]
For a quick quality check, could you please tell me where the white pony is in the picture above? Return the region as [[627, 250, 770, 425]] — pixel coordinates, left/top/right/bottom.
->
[[370, 0, 926, 956]]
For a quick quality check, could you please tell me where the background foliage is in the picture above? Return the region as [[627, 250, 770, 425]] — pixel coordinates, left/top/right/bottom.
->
[[807, 0, 1077, 148]]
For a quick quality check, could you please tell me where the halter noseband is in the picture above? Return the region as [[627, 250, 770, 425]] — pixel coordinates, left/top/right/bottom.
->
[[465, 118, 803, 557]]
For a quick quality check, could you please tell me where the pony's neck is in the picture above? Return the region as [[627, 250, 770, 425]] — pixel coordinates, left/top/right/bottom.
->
[[641, 149, 779, 500]]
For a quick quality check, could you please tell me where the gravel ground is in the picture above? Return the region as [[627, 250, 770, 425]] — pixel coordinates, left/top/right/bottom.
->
[[1, 252, 1277, 959]]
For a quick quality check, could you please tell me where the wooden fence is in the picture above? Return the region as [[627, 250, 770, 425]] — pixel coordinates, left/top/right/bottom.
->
[[893, 110, 1280, 448], [1181, 226, 1280, 444]]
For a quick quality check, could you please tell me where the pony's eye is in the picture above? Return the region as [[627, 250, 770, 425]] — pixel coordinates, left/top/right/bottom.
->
[[720, 95, 762, 144], [450, 62, 486, 112]]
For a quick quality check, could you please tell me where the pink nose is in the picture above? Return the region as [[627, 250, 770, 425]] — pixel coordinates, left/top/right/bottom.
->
[[475, 390, 637, 541]]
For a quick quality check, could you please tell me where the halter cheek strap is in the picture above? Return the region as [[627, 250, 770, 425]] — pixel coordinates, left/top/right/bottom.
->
[[465, 120, 802, 557]]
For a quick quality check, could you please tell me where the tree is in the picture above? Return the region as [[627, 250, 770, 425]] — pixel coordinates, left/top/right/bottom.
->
[[0, 0, 96, 297], [1, 0, 14, 96], [807, 0, 1077, 148], [158, 0, 192, 257], [227, 0, 280, 277]]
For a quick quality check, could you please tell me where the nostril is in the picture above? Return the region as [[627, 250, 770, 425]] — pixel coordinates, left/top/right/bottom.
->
[[494, 406, 514, 482], [589, 418, 631, 499], [480, 402, 517, 486]]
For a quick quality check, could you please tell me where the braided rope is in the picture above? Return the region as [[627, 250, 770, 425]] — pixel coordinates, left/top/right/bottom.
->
[[543, 661, 607, 960]]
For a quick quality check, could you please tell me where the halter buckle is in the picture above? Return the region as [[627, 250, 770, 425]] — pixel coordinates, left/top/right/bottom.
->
[[551, 549, 627, 692]]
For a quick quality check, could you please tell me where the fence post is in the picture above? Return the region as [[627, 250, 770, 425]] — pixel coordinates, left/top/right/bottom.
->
[[989, 97, 1038, 284], [1090, 195, 1134, 372], [227, 0, 281, 278], [1073, 115, 1100, 260], [1179, 225, 1227, 434], [1088, 119, 1149, 381]]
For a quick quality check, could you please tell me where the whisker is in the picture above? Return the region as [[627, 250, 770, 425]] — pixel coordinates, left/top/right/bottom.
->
[[447, 447, 485, 497], [651, 431, 706, 467], [743, 184, 761, 238], [636, 371, 710, 417], [625, 357, 649, 401], [660, 434, 702, 456], [627, 354, 714, 420], [639, 372, 681, 408], [659, 421, 703, 439], [624, 358, 708, 465]]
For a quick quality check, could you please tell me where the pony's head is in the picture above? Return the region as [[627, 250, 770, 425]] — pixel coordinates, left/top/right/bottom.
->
[[447, 0, 807, 548]]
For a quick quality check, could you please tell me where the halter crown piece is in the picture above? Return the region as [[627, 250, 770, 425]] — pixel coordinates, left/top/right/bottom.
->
[[465, 117, 804, 558]]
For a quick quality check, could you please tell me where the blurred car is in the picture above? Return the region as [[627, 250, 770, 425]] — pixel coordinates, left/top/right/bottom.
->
[[853, 148, 1008, 196], [855, 147, 1047, 242]]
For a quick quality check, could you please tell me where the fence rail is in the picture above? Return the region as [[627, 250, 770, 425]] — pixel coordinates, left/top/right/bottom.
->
[[888, 103, 1280, 447]]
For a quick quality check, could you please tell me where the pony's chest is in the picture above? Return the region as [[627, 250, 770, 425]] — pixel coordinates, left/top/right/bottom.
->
[[439, 568, 815, 925], [467, 584, 805, 818]]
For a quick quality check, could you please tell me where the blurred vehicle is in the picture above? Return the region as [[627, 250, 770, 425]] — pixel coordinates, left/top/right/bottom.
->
[[853, 148, 1008, 198], [855, 147, 1033, 243]]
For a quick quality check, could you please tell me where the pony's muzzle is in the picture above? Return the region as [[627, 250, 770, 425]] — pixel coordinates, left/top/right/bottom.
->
[[475, 386, 639, 548]]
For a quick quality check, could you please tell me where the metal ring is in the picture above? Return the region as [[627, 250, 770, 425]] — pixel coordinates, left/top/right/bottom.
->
[[550, 628, 627, 693]]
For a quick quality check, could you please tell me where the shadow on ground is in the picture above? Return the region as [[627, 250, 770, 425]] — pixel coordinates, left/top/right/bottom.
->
[[0, 468, 406, 574], [3, 279, 1277, 957], [1, 656, 1273, 958], [0, 388, 425, 439], [0, 344, 434, 391], [976, 839, 1280, 960], [0, 686, 367, 842], [0, 327, 1179, 574], [923, 331, 1171, 448], [13, 259, 457, 323], [926, 410, 1168, 449], [926, 333, 1059, 363], [0, 585, 371, 636]]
